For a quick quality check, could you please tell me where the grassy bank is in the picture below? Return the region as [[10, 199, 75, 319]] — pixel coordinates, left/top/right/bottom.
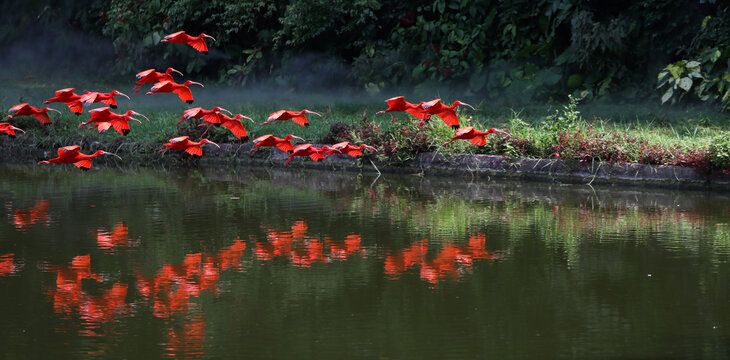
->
[[2, 80, 730, 171]]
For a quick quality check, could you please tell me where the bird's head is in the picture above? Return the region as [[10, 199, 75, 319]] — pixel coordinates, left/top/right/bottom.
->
[[234, 114, 254, 122], [303, 109, 322, 117], [200, 33, 217, 42], [485, 128, 509, 136], [361, 144, 378, 152], [200, 139, 220, 148], [94, 150, 123, 160], [285, 134, 305, 142], [213, 107, 233, 115], [43, 107, 62, 115], [184, 81, 204, 87], [166, 67, 183, 76], [125, 110, 149, 122], [111, 90, 130, 100], [453, 100, 475, 110]]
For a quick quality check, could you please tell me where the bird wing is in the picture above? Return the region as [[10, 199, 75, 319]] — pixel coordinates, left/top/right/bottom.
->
[[268, 110, 287, 121], [345, 148, 363, 157], [150, 81, 172, 92], [58, 145, 81, 158], [80, 92, 100, 105], [66, 101, 83, 114], [405, 106, 430, 120], [96, 122, 113, 133], [32, 112, 51, 124], [275, 140, 294, 152], [188, 38, 209, 53], [470, 135, 486, 146], [101, 96, 118, 107], [173, 87, 193, 103], [385, 96, 405, 107], [89, 107, 113, 120], [309, 152, 324, 162], [163, 31, 186, 41], [55, 88, 75, 96], [73, 159, 92, 169], [8, 103, 29, 113], [170, 136, 190, 143], [183, 107, 202, 119], [290, 114, 308, 126], [136, 69, 154, 79], [436, 110, 460, 127], [111, 119, 130, 134], [290, 144, 312, 155], [222, 120, 247, 139], [455, 126, 475, 137], [185, 146, 203, 156], [331, 141, 349, 150], [252, 134, 272, 144], [202, 113, 222, 124]]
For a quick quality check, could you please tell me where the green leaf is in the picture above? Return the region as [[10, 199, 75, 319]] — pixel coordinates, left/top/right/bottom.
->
[[661, 87, 673, 104], [678, 77, 692, 91]]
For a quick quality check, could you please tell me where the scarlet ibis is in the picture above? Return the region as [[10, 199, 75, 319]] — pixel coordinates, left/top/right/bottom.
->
[[422, 99, 474, 129], [261, 109, 321, 127], [0, 123, 25, 138], [7, 103, 61, 124], [38, 145, 122, 170], [216, 113, 254, 140], [43, 88, 83, 114], [146, 80, 203, 104], [80, 90, 130, 109], [441, 126, 508, 147], [159, 136, 220, 156], [134, 67, 183, 94], [161, 31, 216, 54], [78, 107, 148, 136], [284, 144, 337, 166], [177, 106, 233, 125], [325, 141, 377, 158], [376, 96, 430, 119], [250, 134, 304, 154]]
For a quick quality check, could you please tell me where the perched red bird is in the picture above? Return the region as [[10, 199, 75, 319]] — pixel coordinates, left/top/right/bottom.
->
[[80, 90, 130, 109], [78, 107, 149, 136], [177, 106, 232, 125], [376, 96, 430, 119], [325, 141, 377, 158], [441, 126, 508, 147], [250, 134, 304, 154], [38, 145, 122, 170], [7, 103, 61, 124], [217, 113, 254, 140], [146, 80, 204, 104], [262, 109, 321, 127], [43, 88, 83, 114], [285, 144, 337, 166], [161, 31, 216, 54], [159, 136, 220, 156], [0, 123, 25, 138], [421, 99, 475, 129], [133, 67, 183, 94]]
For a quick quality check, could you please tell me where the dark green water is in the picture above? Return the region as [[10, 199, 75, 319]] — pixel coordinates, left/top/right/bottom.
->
[[1, 164, 730, 359]]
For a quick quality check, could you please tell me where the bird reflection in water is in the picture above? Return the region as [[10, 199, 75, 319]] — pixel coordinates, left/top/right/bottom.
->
[[96, 221, 140, 253], [0, 253, 20, 277], [7, 199, 50, 230]]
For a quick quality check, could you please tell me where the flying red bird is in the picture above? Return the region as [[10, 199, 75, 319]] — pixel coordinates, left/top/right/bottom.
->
[[0, 123, 25, 138], [80, 90, 130, 109], [421, 99, 475, 129], [261, 109, 321, 127], [376, 96, 430, 119], [161, 31, 216, 54], [159, 136, 220, 156], [38, 145, 122, 170], [133, 67, 183, 94], [146, 80, 204, 104], [325, 141, 377, 158], [250, 134, 304, 154], [43, 88, 84, 114], [441, 126, 508, 147], [78, 107, 149, 136], [285, 144, 337, 166], [6, 103, 61, 124], [217, 113, 254, 140], [177, 106, 232, 125]]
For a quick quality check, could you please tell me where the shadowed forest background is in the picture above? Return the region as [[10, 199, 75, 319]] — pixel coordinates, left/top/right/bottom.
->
[[1, 0, 729, 109]]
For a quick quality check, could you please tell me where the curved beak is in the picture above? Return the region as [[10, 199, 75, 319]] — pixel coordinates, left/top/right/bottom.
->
[[130, 117, 143, 124], [47, 108, 62, 115], [190, 81, 204, 87], [203, 34, 217, 42], [365, 145, 378, 152], [219, 108, 233, 115], [117, 92, 130, 100], [208, 141, 221, 149], [11, 126, 25, 133], [305, 110, 322, 117], [291, 135, 305, 142], [102, 151, 123, 160], [132, 111, 149, 122], [241, 115, 254, 123], [456, 101, 475, 111], [169, 68, 183, 76]]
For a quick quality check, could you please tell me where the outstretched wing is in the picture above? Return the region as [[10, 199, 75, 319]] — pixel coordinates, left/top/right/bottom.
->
[[252, 134, 272, 145], [80, 92, 100, 106], [96, 122, 113, 133], [435, 109, 460, 128], [185, 146, 202, 156], [222, 120, 247, 139], [136, 69, 154, 80], [275, 140, 294, 153], [182, 107, 203, 119], [111, 119, 130, 134], [100, 96, 117, 107], [173, 87, 193, 103], [8, 103, 30, 113], [32, 113, 51, 124], [58, 145, 81, 158], [66, 101, 83, 114], [188, 38, 209, 53], [73, 159, 92, 169], [470, 135, 486, 146], [290, 114, 308, 127], [170, 136, 190, 143], [163, 31, 186, 42]]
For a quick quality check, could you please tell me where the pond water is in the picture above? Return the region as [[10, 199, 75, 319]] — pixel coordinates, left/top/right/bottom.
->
[[1, 164, 730, 359]]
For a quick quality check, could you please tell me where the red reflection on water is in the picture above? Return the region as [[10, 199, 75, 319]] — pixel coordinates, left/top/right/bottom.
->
[[0, 253, 18, 277], [255, 221, 365, 268], [96, 221, 135, 252], [164, 315, 206, 359], [7, 199, 50, 230], [384, 233, 506, 286]]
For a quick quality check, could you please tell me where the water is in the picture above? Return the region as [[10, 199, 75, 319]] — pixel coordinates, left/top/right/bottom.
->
[[1, 164, 730, 359]]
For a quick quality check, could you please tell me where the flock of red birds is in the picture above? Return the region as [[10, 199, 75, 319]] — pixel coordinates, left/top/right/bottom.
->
[[1, 31, 506, 170]]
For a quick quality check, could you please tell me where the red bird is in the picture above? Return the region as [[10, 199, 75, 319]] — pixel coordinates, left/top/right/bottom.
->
[[376, 96, 430, 119], [325, 141, 377, 158], [161, 31, 216, 54], [177, 106, 232, 125], [146, 80, 204, 104], [217, 113, 254, 140], [43, 88, 83, 114], [421, 99, 475, 129], [159, 136, 220, 156], [441, 126, 508, 147], [0, 123, 25, 138], [78, 107, 149, 136], [38, 145, 122, 170], [261, 109, 321, 127], [7, 103, 61, 124], [80, 90, 130, 109], [250, 134, 304, 154], [134, 67, 183, 94], [285, 144, 337, 166]]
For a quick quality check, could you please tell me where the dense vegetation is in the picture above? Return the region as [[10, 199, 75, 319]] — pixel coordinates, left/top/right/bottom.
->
[[2, 1, 730, 110]]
